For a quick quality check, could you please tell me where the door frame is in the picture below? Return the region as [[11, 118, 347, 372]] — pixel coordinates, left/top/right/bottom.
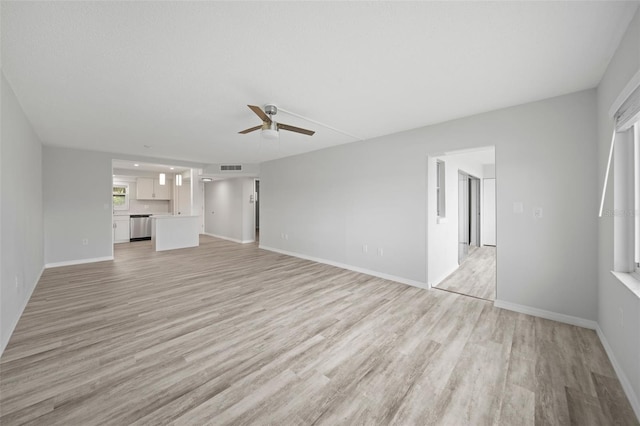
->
[[458, 170, 481, 265]]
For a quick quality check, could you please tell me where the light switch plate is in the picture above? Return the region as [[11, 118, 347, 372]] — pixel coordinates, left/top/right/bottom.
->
[[534, 207, 543, 219]]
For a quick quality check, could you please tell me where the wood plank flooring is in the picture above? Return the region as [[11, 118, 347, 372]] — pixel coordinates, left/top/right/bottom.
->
[[1, 236, 637, 425], [436, 246, 496, 301]]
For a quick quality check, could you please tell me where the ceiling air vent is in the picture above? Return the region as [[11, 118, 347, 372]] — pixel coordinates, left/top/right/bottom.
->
[[220, 165, 242, 171]]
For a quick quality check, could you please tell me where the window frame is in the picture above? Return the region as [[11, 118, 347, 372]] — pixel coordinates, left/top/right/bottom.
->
[[113, 183, 129, 211], [634, 123, 640, 279], [436, 159, 445, 218]]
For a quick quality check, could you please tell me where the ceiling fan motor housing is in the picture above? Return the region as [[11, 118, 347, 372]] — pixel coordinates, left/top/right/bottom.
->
[[264, 104, 278, 116], [239, 104, 314, 136]]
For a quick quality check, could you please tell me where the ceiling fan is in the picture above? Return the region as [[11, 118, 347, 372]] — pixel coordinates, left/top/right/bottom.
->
[[238, 104, 315, 139]]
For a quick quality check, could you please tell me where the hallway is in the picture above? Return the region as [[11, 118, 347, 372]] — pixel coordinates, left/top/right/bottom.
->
[[435, 246, 496, 300]]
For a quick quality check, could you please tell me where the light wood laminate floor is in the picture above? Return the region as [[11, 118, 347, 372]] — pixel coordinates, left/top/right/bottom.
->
[[436, 246, 497, 301], [1, 236, 637, 425]]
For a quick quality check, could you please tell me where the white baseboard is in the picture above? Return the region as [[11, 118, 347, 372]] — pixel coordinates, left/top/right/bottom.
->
[[0, 265, 44, 356], [203, 233, 254, 244], [45, 256, 114, 268], [428, 264, 460, 289], [596, 325, 640, 421], [493, 299, 598, 330], [259, 245, 427, 290], [492, 300, 640, 420]]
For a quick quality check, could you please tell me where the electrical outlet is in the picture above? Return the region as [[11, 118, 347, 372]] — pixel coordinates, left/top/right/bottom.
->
[[82, 238, 89, 245], [619, 307, 624, 327], [15, 275, 23, 296], [362, 244, 368, 253], [513, 202, 524, 214], [534, 207, 543, 219], [377, 248, 384, 256]]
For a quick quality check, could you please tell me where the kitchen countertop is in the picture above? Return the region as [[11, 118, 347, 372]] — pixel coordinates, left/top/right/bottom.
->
[[113, 212, 171, 217], [152, 215, 198, 219]]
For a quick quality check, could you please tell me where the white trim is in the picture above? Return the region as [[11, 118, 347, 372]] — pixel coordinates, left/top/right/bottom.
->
[[599, 127, 617, 217], [609, 68, 640, 118], [202, 233, 254, 244], [428, 264, 460, 289], [0, 266, 44, 356], [596, 325, 640, 421], [493, 299, 597, 330], [611, 271, 640, 299], [45, 256, 114, 268], [259, 245, 427, 289]]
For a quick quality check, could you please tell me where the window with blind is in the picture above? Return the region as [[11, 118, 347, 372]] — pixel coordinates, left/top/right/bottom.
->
[[602, 75, 640, 278]]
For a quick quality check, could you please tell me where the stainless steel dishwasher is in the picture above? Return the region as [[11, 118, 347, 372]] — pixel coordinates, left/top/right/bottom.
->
[[130, 215, 152, 241]]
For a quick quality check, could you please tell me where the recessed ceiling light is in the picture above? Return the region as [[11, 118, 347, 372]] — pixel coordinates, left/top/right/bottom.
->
[[201, 177, 213, 182], [170, 167, 174, 170], [134, 163, 139, 167]]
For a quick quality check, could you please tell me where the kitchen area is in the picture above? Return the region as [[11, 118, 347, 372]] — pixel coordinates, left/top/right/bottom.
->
[[112, 160, 202, 251]]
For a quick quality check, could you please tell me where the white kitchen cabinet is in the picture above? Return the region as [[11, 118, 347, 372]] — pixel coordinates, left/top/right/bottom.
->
[[136, 178, 155, 200], [136, 178, 171, 200], [113, 216, 130, 243], [154, 179, 171, 200]]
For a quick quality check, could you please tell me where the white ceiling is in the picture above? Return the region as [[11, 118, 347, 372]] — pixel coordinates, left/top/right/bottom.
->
[[2, 1, 637, 165], [112, 160, 191, 174]]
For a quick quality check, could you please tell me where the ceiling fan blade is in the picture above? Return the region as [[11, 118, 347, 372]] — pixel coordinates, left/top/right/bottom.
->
[[238, 125, 262, 134], [278, 123, 315, 136], [247, 105, 271, 124]]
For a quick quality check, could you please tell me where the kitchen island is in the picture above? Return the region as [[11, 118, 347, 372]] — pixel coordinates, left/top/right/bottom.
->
[[151, 215, 200, 251]]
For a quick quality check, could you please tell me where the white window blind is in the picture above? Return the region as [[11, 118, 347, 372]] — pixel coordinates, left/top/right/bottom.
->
[[600, 79, 640, 217], [616, 84, 640, 132]]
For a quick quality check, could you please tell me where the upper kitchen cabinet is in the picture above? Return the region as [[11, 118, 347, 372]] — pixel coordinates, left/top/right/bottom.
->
[[137, 177, 171, 200], [154, 178, 171, 199]]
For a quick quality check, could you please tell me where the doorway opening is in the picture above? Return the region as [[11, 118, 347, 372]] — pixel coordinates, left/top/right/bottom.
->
[[111, 159, 194, 249], [254, 179, 260, 244], [428, 146, 496, 301]]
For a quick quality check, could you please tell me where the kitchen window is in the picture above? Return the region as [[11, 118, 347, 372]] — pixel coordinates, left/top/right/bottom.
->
[[113, 184, 129, 211]]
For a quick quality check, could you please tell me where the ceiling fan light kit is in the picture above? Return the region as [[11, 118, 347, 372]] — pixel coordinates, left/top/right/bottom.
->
[[262, 119, 279, 139], [261, 128, 279, 139], [239, 104, 315, 139]]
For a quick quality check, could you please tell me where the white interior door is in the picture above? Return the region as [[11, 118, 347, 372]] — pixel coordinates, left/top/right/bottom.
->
[[470, 177, 480, 247], [483, 178, 496, 246], [458, 171, 469, 264]]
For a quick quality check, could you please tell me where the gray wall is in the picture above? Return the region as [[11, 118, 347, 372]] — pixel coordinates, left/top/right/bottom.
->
[[204, 177, 255, 243], [1, 72, 44, 354], [596, 8, 640, 414], [43, 147, 114, 265], [261, 89, 598, 321], [43, 148, 204, 266]]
